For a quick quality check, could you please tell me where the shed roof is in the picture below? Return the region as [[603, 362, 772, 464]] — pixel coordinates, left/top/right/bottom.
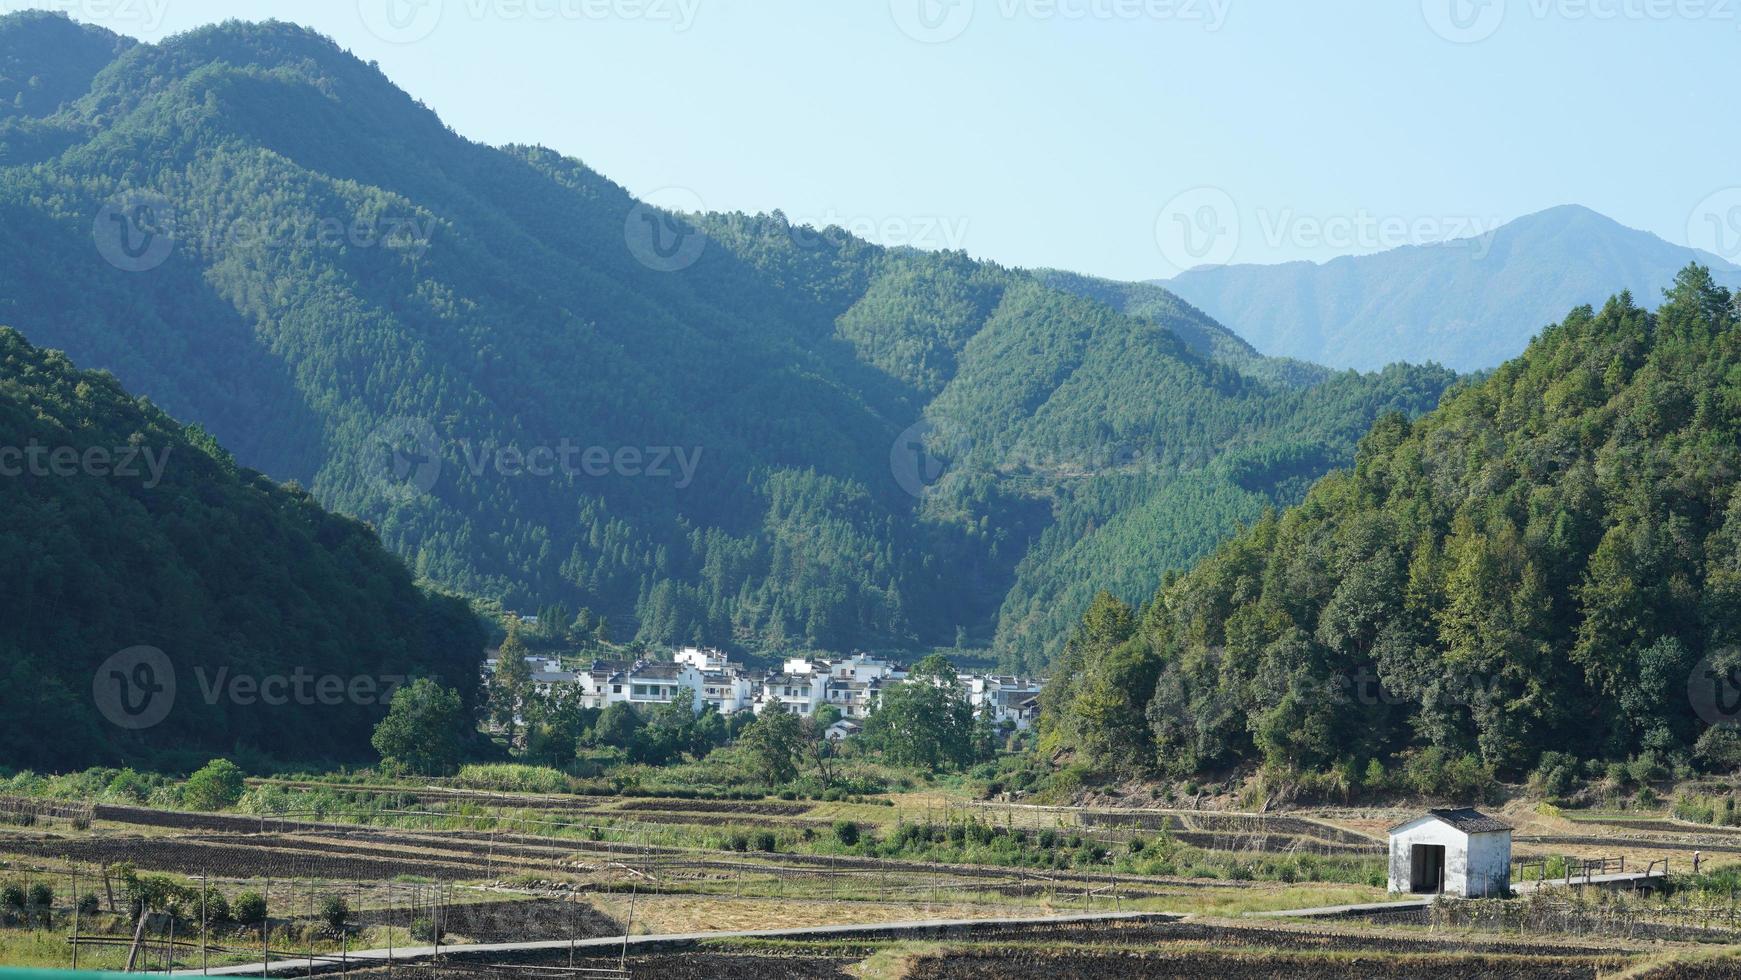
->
[[1389, 807, 1512, 835]]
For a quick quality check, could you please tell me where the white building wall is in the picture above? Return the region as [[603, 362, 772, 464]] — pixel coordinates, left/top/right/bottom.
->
[[1387, 819, 1467, 895], [1464, 830, 1512, 898], [1388, 819, 1513, 898]]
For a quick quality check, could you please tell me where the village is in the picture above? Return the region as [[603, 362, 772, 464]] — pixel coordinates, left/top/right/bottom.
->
[[484, 646, 1048, 740]]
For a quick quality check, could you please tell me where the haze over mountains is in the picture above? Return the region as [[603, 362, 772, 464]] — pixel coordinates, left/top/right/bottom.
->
[[0, 11, 1456, 672], [1162, 205, 1741, 373]]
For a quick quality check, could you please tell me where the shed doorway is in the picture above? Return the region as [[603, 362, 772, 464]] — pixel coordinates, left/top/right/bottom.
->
[[1410, 843, 1446, 893]]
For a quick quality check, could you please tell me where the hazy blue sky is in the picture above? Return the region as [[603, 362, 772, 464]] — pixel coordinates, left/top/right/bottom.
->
[[41, 0, 1741, 281]]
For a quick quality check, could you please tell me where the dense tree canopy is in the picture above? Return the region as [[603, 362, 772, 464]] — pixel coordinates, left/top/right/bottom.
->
[[1044, 269, 1741, 782], [0, 328, 483, 770]]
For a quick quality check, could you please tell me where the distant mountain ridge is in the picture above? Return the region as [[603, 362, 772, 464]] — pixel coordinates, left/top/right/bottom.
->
[[1161, 205, 1741, 373]]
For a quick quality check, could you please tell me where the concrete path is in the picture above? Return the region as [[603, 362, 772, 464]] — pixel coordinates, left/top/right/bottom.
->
[[1249, 869, 1669, 920], [171, 909, 1175, 976]]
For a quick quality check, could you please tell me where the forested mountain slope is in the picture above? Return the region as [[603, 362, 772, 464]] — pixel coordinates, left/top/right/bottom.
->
[[0, 13, 1454, 668], [0, 328, 483, 771], [1044, 268, 1741, 779], [1032, 269, 1333, 389]]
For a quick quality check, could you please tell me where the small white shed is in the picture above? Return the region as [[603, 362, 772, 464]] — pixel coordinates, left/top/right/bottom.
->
[[1387, 807, 1512, 898]]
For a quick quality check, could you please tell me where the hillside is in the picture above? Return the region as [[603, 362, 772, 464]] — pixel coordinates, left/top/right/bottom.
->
[[0, 328, 483, 771], [0, 13, 1454, 669], [1044, 267, 1741, 782], [1163, 205, 1741, 373], [1032, 269, 1334, 389]]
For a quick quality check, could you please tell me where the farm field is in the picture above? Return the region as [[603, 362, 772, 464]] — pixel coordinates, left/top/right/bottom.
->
[[5, 787, 1741, 976]]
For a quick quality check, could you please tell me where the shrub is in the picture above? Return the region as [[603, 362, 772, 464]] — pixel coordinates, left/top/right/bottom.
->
[[833, 820, 860, 847], [28, 883, 52, 910], [77, 893, 101, 917], [320, 895, 349, 934], [1530, 752, 1582, 799], [409, 917, 440, 942], [201, 891, 231, 926], [1, 883, 24, 915], [753, 831, 778, 853], [1626, 752, 1666, 787], [1695, 727, 1741, 772], [184, 759, 247, 812], [1403, 747, 1497, 802], [234, 892, 267, 927]]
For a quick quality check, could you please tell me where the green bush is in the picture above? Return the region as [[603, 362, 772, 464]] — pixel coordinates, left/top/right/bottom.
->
[[201, 890, 231, 926], [409, 917, 440, 942], [1626, 752, 1667, 786], [320, 895, 349, 934], [1403, 747, 1497, 802], [184, 759, 247, 811], [1695, 727, 1741, 772], [832, 820, 860, 846], [234, 892, 267, 927], [1530, 752, 1582, 799], [753, 831, 778, 853], [1, 883, 24, 915], [77, 892, 101, 917], [27, 883, 52, 909]]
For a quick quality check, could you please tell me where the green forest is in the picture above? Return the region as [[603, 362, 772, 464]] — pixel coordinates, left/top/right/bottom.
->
[[1043, 268, 1741, 785], [0, 327, 483, 771], [0, 12, 1454, 671]]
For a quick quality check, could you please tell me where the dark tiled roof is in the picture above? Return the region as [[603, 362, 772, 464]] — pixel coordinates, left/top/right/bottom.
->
[[1390, 807, 1512, 835]]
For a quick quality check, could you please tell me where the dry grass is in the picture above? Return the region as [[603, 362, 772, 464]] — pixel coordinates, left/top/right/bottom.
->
[[581, 894, 1055, 934]]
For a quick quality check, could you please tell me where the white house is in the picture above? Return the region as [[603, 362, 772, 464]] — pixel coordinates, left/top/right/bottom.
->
[[572, 659, 706, 713], [530, 668, 579, 695], [1388, 807, 1513, 898], [827, 653, 906, 683], [758, 671, 830, 716], [622, 661, 705, 713], [825, 719, 862, 741], [698, 670, 756, 714], [825, 676, 884, 719], [675, 647, 731, 673], [965, 675, 1045, 730], [576, 660, 633, 709]]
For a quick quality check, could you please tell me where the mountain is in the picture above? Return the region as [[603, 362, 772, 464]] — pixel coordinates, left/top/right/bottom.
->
[[0, 328, 483, 771], [0, 13, 1456, 671], [1044, 267, 1741, 781], [1161, 205, 1741, 373], [1032, 269, 1334, 389]]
